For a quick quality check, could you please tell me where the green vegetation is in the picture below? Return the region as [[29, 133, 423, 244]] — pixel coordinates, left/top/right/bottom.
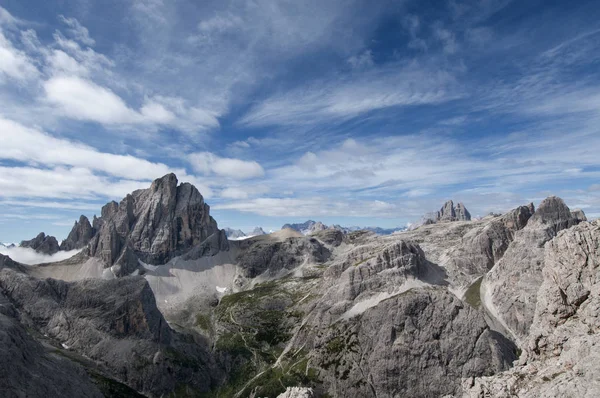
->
[[464, 277, 483, 308], [205, 278, 323, 397], [195, 313, 212, 331]]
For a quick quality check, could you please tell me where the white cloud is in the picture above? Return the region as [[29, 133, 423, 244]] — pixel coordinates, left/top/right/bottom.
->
[[0, 117, 214, 198], [214, 197, 399, 218], [220, 185, 270, 199], [0, 246, 81, 265], [58, 15, 95, 46], [44, 76, 140, 124], [0, 30, 38, 81], [188, 152, 265, 180], [240, 61, 461, 126]]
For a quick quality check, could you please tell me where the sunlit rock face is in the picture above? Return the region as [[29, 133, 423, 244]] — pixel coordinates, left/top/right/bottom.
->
[[84, 173, 228, 275]]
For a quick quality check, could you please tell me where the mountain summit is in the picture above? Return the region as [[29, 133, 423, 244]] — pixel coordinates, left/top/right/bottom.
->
[[82, 173, 228, 276]]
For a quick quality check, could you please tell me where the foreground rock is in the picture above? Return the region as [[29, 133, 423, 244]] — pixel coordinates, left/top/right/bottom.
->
[[282, 240, 516, 397], [0, 268, 217, 396], [435, 200, 472, 222], [60, 215, 96, 251], [84, 173, 228, 276], [441, 203, 535, 289], [20, 232, 60, 255], [482, 197, 583, 342], [0, 293, 104, 397], [465, 220, 600, 397]]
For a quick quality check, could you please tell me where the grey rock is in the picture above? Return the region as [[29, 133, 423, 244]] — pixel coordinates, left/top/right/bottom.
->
[[20, 232, 60, 255], [436, 200, 472, 222], [85, 173, 228, 275], [60, 215, 96, 251], [312, 228, 345, 246], [277, 387, 315, 398], [571, 208, 587, 223], [442, 203, 535, 287], [0, 293, 104, 398], [465, 220, 600, 397], [482, 196, 582, 342], [237, 236, 331, 278], [0, 268, 217, 397], [295, 287, 516, 398]]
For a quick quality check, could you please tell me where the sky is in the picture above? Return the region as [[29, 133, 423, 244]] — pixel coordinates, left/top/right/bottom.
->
[[1, 0, 600, 242]]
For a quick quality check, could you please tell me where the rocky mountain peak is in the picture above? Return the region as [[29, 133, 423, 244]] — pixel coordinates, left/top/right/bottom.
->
[[84, 173, 228, 276], [20, 232, 60, 255], [251, 227, 266, 236], [60, 215, 95, 251], [529, 196, 579, 232]]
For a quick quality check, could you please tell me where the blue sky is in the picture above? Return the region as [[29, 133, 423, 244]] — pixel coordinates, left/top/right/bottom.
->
[[1, 0, 600, 242]]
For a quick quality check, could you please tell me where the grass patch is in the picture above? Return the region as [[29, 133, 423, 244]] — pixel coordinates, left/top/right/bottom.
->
[[195, 314, 212, 331], [464, 277, 483, 308]]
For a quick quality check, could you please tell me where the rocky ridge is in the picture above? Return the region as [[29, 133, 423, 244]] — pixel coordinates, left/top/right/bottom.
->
[[20, 232, 61, 255], [482, 196, 583, 342], [2, 175, 598, 398], [465, 219, 600, 397]]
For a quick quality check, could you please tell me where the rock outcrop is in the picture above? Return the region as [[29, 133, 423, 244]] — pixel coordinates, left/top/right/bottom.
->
[[60, 215, 96, 251], [0, 292, 104, 397], [84, 173, 228, 275], [236, 236, 331, 278], [0, 268, 217, 396], [20, 232, 60, 255], [436, 200, 472, 222], [482, 196, 582, 342], [465, 220, 600, 397], [280, 240, 516, 397], [442, 203, 535, 288]]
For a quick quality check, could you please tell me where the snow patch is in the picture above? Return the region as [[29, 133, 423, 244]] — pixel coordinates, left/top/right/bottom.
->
[[216, 286, 227, 293]]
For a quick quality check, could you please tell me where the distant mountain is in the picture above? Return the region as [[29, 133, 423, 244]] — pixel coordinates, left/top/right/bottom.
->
[[223, 228, 246, 239], [250, 227, 266, 236], [20, 232, 60, 255], [282, 221, 406, 236], [282, 220, 327, 235], [0, 242, 16, 249]]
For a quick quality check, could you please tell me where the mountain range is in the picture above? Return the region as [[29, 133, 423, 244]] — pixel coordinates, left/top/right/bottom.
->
[[0, 174, 597, 397]]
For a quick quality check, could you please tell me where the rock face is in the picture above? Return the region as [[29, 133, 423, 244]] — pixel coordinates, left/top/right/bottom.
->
[[442, 204, 535, 288], [237, 236, 331, 278], [482, 196, 582, 343], [281, 240, 516, 398], [465, 220, 600, 397], [20, 232, 60, 255], [84, 173, 228, 275], [0, 268, 217, 396], [0, 292, 104, 397], [436, 200, 472, 222], [60, 215, 96, 251]]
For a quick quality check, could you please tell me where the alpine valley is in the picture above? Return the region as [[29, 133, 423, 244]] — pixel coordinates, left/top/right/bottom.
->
[[1, 174, 599, 397]]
